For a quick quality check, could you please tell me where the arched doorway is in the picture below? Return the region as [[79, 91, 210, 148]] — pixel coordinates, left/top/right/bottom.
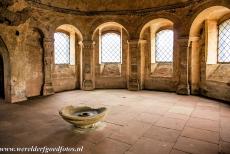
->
[[0, 54, 4, 99]]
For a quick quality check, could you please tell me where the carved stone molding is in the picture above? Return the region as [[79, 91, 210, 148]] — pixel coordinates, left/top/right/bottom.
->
[[176, 84, 190, 95], [178, 37, 189, 47], [82, 80, 94, 91], [27, 0, 207, 16], [42, 37, 54, 96], [128, 79, 140, 91], [43, 37, 54, 43], [82, 40, 95, 49], [43, 83, 54, 96]]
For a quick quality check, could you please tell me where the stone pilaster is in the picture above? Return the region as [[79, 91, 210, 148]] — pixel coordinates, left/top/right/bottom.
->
[[190, 37, 201, 94], [176, 37, 190, 95], [128, 39, 146, 91], [82, 40, 95, 90], [43, 37, 54, 95]]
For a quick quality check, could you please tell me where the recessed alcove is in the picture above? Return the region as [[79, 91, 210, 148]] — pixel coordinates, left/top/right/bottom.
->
[[0, 0, 230, 153]]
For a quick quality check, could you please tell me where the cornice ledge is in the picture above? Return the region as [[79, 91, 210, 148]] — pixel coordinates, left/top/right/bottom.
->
[[27, 0, 207, 16]]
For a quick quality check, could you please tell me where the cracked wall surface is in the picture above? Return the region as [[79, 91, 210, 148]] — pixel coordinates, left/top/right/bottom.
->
[[0, 0, 229, 103]]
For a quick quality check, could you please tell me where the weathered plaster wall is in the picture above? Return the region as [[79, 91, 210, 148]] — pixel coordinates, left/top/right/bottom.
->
[[0, 0, 229, 103], [25, 27, 44, 97], [32, 0, 191, 11]]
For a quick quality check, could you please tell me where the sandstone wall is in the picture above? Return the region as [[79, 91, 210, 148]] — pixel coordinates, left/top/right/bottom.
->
[[0, 0, 229, 102]]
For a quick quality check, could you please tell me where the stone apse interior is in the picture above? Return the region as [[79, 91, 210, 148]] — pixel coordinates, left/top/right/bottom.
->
[[0, 0, 230, 154]]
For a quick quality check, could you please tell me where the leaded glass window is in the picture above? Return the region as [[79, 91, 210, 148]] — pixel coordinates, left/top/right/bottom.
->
[[155, 29, 174, 62], [54, 32, 70, 64], [218, 19, 230, 63], [101, 32, 121, 63]]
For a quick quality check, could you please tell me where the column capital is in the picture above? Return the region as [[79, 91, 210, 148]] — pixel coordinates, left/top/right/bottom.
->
[[128, 39, 139, 44], [43, 37, 54, 43], [128, 39, 147, 48], [82, 40, 95, 49], [128, 39, 147, 44], [177, 36, 189, 48], [189, 36, 200, 42]]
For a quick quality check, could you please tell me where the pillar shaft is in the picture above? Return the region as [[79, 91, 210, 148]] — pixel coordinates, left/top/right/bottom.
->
[[43, 37, 54, 95], [82, 40, 95, 90], [128, 39, 146, 91], [176, 37, 190, 95]]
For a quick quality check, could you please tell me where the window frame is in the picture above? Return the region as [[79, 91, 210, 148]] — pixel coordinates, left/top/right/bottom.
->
[[100, 30, 122, 64], [54, 30, 71, 65], [154, 28, 174, 63], [217, 18, 230, 64]]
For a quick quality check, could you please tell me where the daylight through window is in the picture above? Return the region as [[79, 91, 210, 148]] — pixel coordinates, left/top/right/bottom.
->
[[155, 29, 174, 62], [54, 32, 70, 64], [101, 32, 121, 63]]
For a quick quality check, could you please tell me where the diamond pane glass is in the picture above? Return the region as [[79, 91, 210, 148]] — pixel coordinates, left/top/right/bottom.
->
[[101, 32, 121, 63], [155, 30, 174, 62], [54, 32, 70, 64], [218, 19, 230, 63]]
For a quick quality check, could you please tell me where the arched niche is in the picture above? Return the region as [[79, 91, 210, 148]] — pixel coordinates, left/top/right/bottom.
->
[[139, 18, 178, 91], [53, 24, 83, 92], [0, 36, 11, 103], [92, 22, 129, 89], [189, 6, 230, 101]]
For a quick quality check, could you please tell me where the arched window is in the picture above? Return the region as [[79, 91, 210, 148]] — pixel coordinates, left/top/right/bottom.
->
[[54, 32, 70, 64], [218, 19, 230, 63], [101, 32, 121, 63], [155, 29, 174, 62]]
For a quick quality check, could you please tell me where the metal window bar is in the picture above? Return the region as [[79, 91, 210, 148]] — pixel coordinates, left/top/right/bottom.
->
[[218, 19, 230, 63], [54, 32, 70, 64], [155, 29, 174, 63], [101, 32, 121, 63]]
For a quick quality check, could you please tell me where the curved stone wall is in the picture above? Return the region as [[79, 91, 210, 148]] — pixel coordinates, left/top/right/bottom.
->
[[0, 0, 229, 102]]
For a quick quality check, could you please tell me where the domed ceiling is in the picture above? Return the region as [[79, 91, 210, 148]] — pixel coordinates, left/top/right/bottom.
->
[[37, 0, 190, 11]]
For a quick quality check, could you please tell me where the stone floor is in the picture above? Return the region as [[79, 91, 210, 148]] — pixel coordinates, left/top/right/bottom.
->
[[0, 90, 230, 154]]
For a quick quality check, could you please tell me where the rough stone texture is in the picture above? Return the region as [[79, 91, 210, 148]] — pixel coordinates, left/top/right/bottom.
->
[[94, 27, 128, 89], [0, 0, 229, 103]]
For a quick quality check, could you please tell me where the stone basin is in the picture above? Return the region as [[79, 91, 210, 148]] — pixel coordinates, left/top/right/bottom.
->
[[59, 106, 107, 128]]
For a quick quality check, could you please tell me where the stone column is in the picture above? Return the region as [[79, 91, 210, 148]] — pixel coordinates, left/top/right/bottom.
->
[[82, 40, 95, 90], [128, 39, 146, 91], [176, 37, 190, 95], [190, 37, 201, 94], [43, 37, 54, 95]]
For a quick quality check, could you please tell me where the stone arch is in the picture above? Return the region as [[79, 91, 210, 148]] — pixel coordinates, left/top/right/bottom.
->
[[91, 21, 129, 89], [136, 13, 182, 39], [139, 18, 174, 40], [91, 21, 129, 40], [139, 17, 178, 91], [55, 24, 83, 42], [53, 24, 83, 91], [188, 5, 230, 99], [190, 6, 230, 37], [0, 36, 11, 102]]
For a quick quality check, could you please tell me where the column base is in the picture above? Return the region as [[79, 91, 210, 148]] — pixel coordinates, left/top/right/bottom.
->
[[128, 79, 140, 91], [43, 83, 54, 96], [82, 80, 94, 91], [190, 84, 200, 95], [176, 84, 190, 95], [11, 96, 27, 103]]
